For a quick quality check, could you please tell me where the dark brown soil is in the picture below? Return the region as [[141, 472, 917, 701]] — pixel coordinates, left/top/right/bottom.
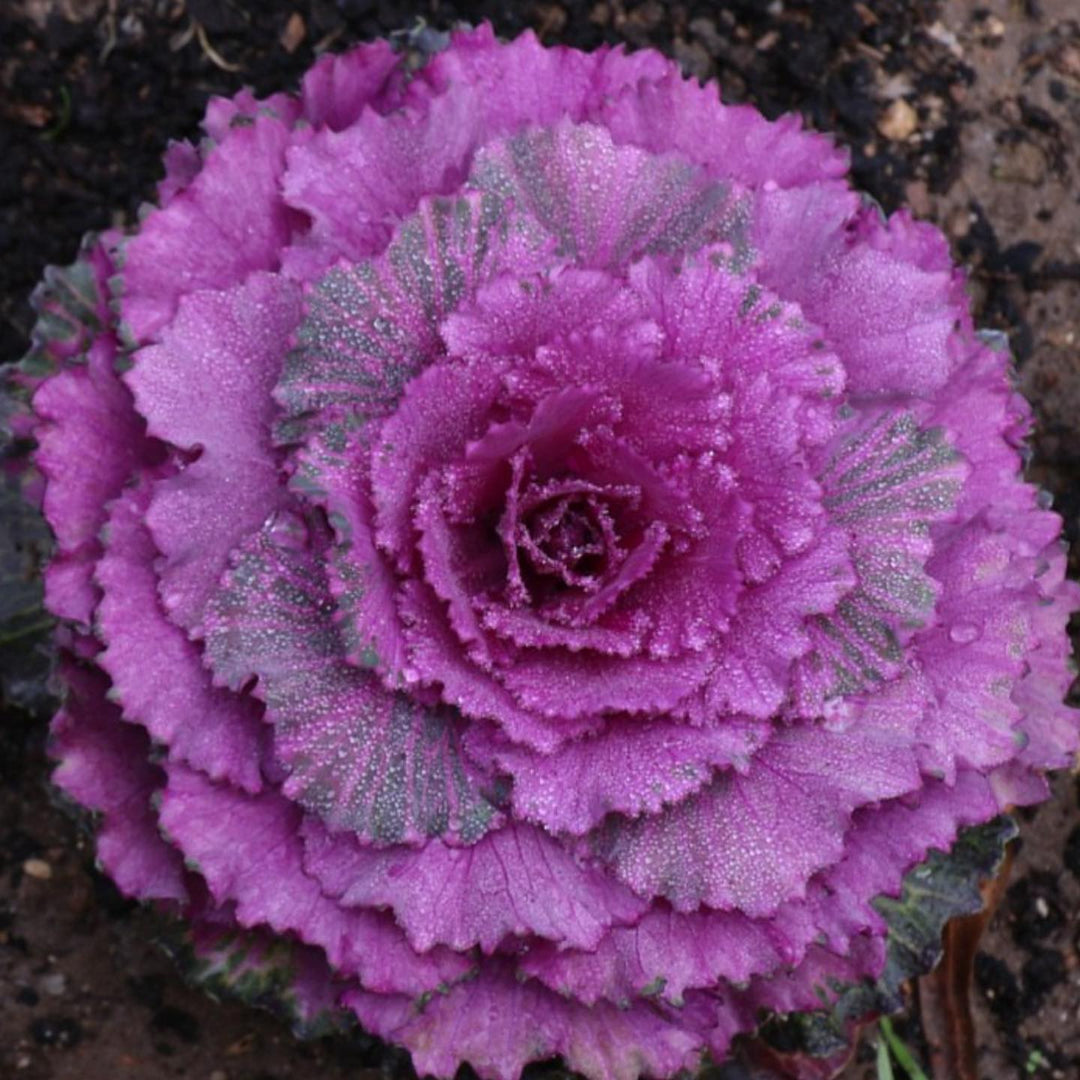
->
[[2, 2, 1079, 1079]]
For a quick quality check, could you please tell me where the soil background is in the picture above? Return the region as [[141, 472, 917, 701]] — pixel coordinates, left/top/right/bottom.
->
[[2, 2, 1080, 1079]]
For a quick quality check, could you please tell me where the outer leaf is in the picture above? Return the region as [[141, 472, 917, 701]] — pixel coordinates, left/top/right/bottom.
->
[[281, 91, 489, 273], [20, 233, 114, 377], [160, 916, 345, 1040], [0, 474, 52, 715], [120, 115, 301, 345], [125, 272, 301, 631], [596, 67, 850, 191], [407, 24, 675, 135], [344, 962, 715, 1080], [50, 663, 187, 903], [95, 480, 268, 792], [302, 816, 648, 954], [33, 335, 155, 627], [595, 716, 920, 915], [158, 763, 474, 995], [756, 205, 963, 399], [299, 39, 403, 131], [759, 816, 1017, 1059]]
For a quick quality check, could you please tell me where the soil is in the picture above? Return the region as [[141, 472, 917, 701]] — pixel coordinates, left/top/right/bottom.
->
[[2, 2, 1080, 1079]]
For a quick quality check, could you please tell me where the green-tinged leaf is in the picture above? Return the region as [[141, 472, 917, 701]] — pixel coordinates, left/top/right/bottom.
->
[[22, 235, 109, 378], [275, 189, 541, 445], [0, 473, 54, 716], [813, 412, 967, 698], [204, 515, 500, 845], [160, 919, 345, 1040], [761, 816, 1017, 1059]]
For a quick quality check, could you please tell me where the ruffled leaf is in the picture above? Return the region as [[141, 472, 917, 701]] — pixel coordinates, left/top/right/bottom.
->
[[33, 337, 155, 627], [470, 121, 751, 271], [914, 522, 1056, 779], [701, 525, 857, 721], [302, 816, 648, 954], [125, 272, 301, 631], [596, 717, 921, 915], [95, 480, 268, 792], [204, 516, 499, 846], [282, 91, 488, 272], [757, 205, 963, 399], [158, 764, 473, 995], [522, 903, 796, 1008], [408, 24, 675, 132], [597, 69, 850, 191], [345, 962, 713, 1080], [120, 115, 301, 344], [800, 409, 967, 706], [51, 663, 187, 902], [463, 716, 771, 836], [276, 190, 549, 443], [299, 40, 403, 131]]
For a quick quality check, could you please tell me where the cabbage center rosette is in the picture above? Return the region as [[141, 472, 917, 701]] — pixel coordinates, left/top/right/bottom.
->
[[20, 24, 1078, 1080]]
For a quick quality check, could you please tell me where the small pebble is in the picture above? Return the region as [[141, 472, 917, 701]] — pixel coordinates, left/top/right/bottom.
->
[[926, 20, 964, 57], [279, 12, 305, 54], [878, 99, 918, 141], [22, 858, 52, 881]]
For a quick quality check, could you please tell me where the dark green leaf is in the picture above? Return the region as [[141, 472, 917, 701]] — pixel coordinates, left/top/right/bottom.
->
[[0, 473, 54, 717], [761, 815, 1017, 1058]]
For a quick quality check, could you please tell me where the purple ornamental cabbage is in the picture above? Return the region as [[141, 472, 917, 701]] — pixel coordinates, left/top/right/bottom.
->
[[12, 24, 1079, 1080]]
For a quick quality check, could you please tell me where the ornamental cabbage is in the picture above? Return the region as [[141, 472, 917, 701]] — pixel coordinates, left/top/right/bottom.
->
[[12, 24, 1078, 1080]]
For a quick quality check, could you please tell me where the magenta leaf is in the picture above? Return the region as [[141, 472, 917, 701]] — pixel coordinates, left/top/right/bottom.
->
[[302, 815, 647, 953], [50, 663, 187, 903], [469, 121, 751, 270], [158, 763, 474, 994], [95, 480, 268, 793], [124, 272, 301, 631]]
